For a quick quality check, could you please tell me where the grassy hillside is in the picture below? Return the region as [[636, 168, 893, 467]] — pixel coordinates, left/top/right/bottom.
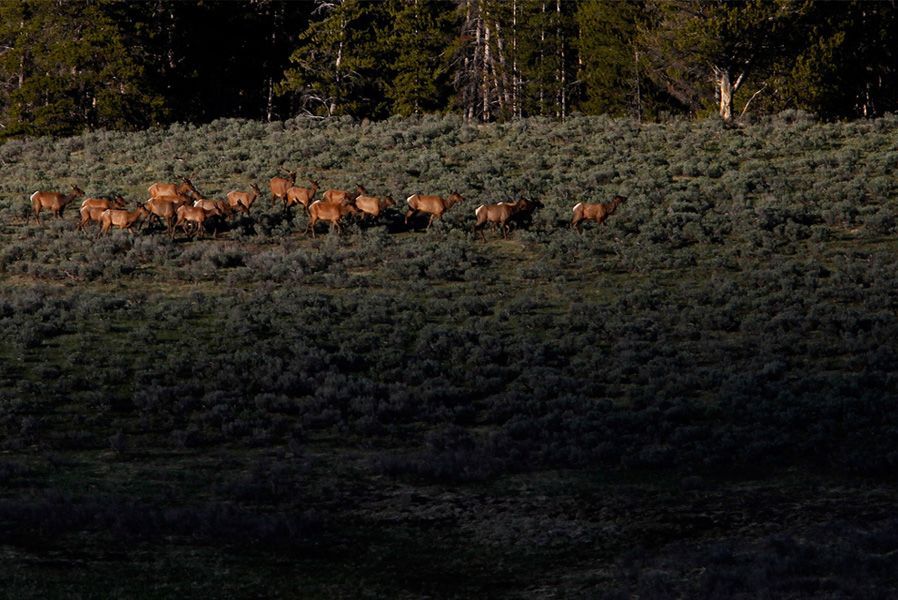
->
[[2, 112, 898, 597]]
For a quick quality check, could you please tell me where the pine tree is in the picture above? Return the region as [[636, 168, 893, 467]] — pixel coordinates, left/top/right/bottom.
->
[[0, 0, 164, 138], [385, 0, 455, 116], [279, 0, 390, 119]]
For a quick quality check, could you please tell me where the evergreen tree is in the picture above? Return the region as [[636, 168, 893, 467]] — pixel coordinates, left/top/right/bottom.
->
[[279, 0, 390, 119], [575, 0, 646, 118], [0, 0, 165, 138], [384, 0, 456, 116]]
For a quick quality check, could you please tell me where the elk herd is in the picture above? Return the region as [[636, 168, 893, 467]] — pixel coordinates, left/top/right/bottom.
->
[[27, 169, 627, 239]]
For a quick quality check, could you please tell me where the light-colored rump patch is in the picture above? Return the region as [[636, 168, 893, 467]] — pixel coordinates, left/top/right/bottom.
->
[[572, 202, 583, 212], [406, 194, 416, 205], [475, 204, 485, 217], [30, 191, 39, 202]]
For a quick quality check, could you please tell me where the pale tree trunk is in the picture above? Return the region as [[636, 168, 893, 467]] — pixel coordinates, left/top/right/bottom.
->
[[556, 0, 565, 120], [462, 0, 473, 122], [472, 7, 483, 122], [331, 25, 344, 117], [714, 66, 749, 123], [512, 0, 519, 119], [717, 68, 732, 122], [482, 16, 491, 122], [539, 1, 545, 115]]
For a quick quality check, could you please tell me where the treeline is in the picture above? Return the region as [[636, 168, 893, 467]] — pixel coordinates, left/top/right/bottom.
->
[[0, 0, 896, 139]]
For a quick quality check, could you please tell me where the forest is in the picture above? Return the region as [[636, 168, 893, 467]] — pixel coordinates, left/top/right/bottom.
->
[[1, 110, 898, 596], [0, 0, 897, 138]]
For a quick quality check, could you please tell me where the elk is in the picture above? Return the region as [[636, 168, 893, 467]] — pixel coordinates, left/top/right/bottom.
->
[[571, 195, 627, 232], [144, 198, 182, 237], [30, 185, 84, 224], [306, 199, 359, 237], [226, 183, 262, 215], [81, 194, 126, 212], [78, 195, 127, 231], [404, 192, 464, 229], [175, 204, 214, 238], [269, 168, 296, 208], [78, 206, 109, 231], [97, 205, 148, 237], [148, 177, 201, 201], [354, 193, 396, 221], [473, 198, 540, 240], [284, 179, 319, 213], [194, 198, 231, 218], [322, 187, 355, 206]]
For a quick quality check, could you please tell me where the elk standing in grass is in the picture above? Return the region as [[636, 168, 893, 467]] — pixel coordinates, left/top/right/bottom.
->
[[404, 192, 464, 229], [269, 168, 296, 209], [473, 198, 541, 240], [226, 183, 262, 215], [571, 195, 626, 232], [31, 185, 84, 224], [306, 199, 359, 237], [285, 179, 319, 213], [97, 205, 148, 237]]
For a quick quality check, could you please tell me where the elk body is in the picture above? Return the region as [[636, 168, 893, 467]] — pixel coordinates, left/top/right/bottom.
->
[[148, 177, 200, 201], [226, 183, 262, 215], [269, 169, 296, 208], [78, 195, 126, 230], [473, 198, 541, 240], [31, 185, 84, 224], [98, 205, 148, 237], [285, 179, 319, 213], [144, 198, 184, 237], [404, 192, 464, 229], [175, 204, 217, 238], [571, 195, 626, 232], [194, 198, 230, 218], [307, 200, 359, 237], [355, 194, 396, 221], [322, 188, 355, 206]]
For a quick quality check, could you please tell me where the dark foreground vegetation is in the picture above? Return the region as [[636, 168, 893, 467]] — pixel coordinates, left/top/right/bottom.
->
[[2, 113, 898, 597]]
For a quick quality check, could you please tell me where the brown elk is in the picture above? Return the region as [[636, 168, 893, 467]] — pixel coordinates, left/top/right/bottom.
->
[[194, 198, 231, 218], [571, 195, 627, 232], [78, 195, 127, 231], [306, 199, 359, 237], [81, 194, 126, 212], [404, 192, 464, 229], [473, 198, 540, 240], [175, 204, 215, 238], [322, 187, 355, 206], [97, 205, 148, 237], [285, 179, 319, 213], [354, 193, 396, 221], [148, 177, 201, 201], [144, 198, 182, 237], [226, 183, 262, 215], [30, 185, 84, 224], [269, 168, 296, 208], [78, 206, 109, 231]]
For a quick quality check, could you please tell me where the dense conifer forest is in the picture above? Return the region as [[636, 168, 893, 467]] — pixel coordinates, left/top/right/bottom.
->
[[0, 0, 897, 138]]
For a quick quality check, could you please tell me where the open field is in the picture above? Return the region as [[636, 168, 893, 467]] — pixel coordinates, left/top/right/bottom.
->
[[2, 113, 898, 597]]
